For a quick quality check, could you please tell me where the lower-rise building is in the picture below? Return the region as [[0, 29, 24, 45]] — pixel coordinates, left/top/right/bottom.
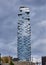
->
[[42, 56, 46, 65], [1, 56, 12, 63]]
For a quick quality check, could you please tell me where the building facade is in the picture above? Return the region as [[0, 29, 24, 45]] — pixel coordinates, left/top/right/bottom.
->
[[42, 56, 46, 65], [1, 56, 12, 63], [17, 6, 31, 61]]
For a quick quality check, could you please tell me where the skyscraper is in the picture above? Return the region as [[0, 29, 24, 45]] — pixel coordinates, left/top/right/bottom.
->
[[17, 6, 31, 61]]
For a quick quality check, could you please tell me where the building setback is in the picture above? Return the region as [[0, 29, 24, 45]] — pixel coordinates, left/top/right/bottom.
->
[[17, 6, 31, 61]]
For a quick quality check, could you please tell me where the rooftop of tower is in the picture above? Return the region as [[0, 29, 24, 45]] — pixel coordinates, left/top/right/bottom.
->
[[19, 6, 30, 12]]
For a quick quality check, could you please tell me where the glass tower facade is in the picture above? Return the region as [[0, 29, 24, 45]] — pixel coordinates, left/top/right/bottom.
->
[[17, 6, 31, 61]]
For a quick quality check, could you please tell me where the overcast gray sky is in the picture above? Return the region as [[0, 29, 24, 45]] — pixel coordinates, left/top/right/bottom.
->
[[0, 0, 46, 59]]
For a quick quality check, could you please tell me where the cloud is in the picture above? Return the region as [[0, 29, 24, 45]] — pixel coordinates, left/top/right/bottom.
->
[[32, 38, 46, 49], [0, 0, 19, 57], [32, 38, 46, 57], [31, 5, 46, 57], [38, 20, 46, 27], [0, 37, 17, 57], [0, 45, 17, 57], [20, 0, 46, 7]]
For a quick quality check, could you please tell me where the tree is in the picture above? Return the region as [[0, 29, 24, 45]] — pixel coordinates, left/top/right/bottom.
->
[[9, 61, 14, 65]]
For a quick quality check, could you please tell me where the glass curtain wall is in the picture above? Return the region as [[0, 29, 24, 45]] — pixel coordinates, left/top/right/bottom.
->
[[17, 6, 31, 61]]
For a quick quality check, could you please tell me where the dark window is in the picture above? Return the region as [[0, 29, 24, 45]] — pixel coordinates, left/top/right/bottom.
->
[[25, 12, 30, 14], [25, 18, 30, 21], [18, 14, 22, 16], [20, 10, 22, 12], [28, 18, 30, 21], [20, 6, 25, 8]]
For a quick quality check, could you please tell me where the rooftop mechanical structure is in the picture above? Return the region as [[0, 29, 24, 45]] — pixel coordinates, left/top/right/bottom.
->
[[17, 6, 31, 61]]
